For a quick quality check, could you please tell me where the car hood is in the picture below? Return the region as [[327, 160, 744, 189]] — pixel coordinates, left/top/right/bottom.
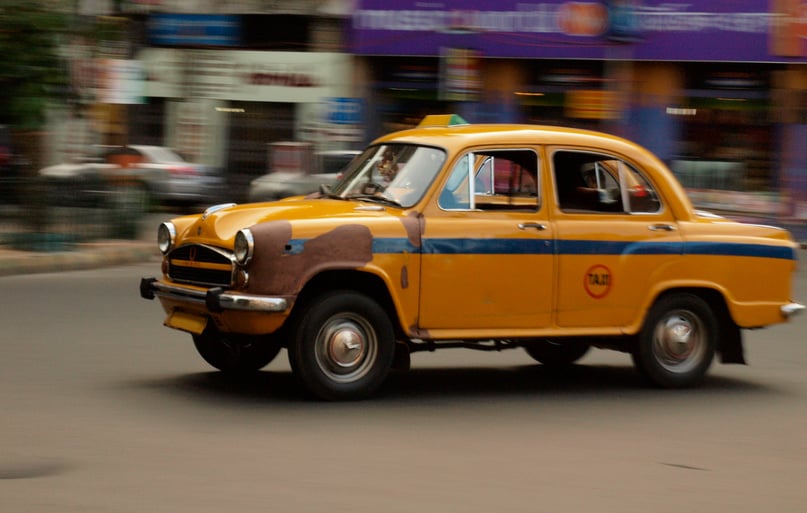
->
[[179, 198, 395, 243]]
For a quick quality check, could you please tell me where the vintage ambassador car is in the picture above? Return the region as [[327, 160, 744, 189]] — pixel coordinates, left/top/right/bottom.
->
[[141, 115, 804, 400]]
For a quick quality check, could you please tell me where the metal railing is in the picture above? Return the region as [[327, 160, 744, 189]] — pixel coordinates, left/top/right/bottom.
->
[[1, 176, 148, 251]]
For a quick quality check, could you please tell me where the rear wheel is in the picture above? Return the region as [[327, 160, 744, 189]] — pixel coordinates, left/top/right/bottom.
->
[[288, 290, 395, 401], [631, 293, 717, 388], [192, 327, 281, 375], [523, 339, 590, 367]]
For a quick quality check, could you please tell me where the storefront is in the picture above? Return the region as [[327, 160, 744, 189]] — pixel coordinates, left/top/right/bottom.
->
[[138, 47, 357, 198]]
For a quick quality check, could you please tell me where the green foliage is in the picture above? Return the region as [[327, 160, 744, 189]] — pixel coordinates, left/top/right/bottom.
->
[[0, 1, 69, 130]]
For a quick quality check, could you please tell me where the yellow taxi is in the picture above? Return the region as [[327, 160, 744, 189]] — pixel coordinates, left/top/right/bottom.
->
[[141, 114, 804, 400]]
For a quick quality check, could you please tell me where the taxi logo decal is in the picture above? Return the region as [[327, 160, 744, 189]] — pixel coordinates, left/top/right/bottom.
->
[[584, 264, 612, 299]]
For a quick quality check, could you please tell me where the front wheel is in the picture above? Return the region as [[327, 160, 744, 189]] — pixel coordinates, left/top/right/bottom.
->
[[631, 293, 717, 388], [523, 339, 590, 367], [288, 291, 395, 401], [192, 327, 281, 375]]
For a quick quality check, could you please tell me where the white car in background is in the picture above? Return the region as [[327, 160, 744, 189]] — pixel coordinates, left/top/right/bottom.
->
[[248, 150, 360, 202], [124, 145, 223, 206], [39, 145, 223, 208]]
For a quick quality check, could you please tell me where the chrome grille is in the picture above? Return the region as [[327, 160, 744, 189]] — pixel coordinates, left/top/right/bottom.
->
[[167, 244, 235, 287]]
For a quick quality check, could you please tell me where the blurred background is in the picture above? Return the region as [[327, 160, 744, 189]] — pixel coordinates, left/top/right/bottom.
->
[[3, 0, 807, 249]]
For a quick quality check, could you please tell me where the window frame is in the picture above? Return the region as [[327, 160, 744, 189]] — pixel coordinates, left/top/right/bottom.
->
[[439, 147, 541, 212], [551, 148, 663, 215]]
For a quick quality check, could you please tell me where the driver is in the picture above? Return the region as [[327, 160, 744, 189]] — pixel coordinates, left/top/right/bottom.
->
[[378, 148, 399, 185]]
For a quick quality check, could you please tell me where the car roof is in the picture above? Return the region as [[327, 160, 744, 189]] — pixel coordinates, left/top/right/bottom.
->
[[373, 122, 647, 158], [127, 145, 184, 161], [316, 150, 361, 157]]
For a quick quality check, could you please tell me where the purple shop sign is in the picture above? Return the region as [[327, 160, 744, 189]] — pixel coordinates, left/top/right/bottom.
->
[[350, 0, 807, 63]]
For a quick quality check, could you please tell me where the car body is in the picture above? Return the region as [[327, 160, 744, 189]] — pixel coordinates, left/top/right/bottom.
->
[[39, 145, 222, 207], [141, 114, 804, 400], [248, 149, 360, 202]]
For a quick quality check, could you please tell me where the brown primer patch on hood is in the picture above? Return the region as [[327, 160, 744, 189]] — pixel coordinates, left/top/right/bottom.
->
[[247, 222, 373, 295]]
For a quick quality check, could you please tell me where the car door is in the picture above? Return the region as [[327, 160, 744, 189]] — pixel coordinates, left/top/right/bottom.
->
[[550, 148, 683, 328], [418, 148, 555, 331]]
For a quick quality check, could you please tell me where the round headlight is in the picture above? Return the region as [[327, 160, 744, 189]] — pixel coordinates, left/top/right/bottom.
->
[[234, 229, 254, 266], [157, 222, 176, 255]]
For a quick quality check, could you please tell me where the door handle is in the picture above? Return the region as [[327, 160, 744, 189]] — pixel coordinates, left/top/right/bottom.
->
[[648, 223, 676, 232], [518, 222, 547, 231]]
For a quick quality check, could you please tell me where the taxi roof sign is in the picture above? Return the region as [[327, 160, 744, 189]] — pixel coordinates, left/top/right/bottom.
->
[[417, 114, 469, 128]]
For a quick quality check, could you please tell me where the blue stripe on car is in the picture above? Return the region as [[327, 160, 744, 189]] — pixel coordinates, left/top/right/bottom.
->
[[287, 238, 796, 260]]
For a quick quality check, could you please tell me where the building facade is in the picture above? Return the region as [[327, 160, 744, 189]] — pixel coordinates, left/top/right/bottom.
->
[[57, 0, 360, 198]]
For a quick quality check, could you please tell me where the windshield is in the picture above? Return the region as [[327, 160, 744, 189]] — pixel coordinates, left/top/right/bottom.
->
[[319, 151, 360, 175], [130, 145, 185, 163], [331, 144, 446, 208]]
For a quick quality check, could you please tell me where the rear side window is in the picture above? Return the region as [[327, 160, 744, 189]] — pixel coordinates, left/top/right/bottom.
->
[[552, 150, 660, 214]]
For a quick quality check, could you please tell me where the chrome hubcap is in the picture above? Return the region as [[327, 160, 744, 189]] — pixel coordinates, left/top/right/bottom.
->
[[315, 314, 377, 383], [652, 310, 705, 373], [328, 324, 366, 368]]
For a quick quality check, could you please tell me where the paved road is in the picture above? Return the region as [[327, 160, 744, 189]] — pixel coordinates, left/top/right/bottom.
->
[[2, 261, 806, 513]]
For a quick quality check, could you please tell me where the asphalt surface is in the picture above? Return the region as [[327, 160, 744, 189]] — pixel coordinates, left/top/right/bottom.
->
[[2, 261, 807, 513]]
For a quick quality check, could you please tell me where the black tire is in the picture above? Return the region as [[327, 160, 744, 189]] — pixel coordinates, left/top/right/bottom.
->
[[523, 339, 590, 367], [192, 327, 281, 375], [631, 293, 717, 388], [287, 290, 395, 401]]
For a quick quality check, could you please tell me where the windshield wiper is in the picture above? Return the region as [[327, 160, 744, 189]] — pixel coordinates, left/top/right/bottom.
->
[[318, 184, 344, 200], [345, 193, 403, 208]]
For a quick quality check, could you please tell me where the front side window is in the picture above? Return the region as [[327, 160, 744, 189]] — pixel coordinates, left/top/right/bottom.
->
[[332, 144, 446, 208], [439, 149, 540, 212]]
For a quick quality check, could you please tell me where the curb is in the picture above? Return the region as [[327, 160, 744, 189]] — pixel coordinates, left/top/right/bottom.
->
[[0, 241, 159, 277]]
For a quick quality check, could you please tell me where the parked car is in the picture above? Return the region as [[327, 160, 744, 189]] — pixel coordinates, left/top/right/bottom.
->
[[123, 145, 223, 206], [38, 145, 223, 208], [248, 149, 360, 202], [141, 114, 804, 400]]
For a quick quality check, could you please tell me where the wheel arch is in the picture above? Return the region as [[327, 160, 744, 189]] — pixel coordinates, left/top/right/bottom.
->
[[292, 269, 406, 339], [638, 286, 744, 364]]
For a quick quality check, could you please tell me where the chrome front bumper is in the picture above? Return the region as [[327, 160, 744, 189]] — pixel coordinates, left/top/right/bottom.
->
[[140, 277, 288, 313]]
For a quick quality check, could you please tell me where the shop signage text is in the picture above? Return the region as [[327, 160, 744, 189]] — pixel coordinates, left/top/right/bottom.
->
[[351, 0, 806, 63]]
